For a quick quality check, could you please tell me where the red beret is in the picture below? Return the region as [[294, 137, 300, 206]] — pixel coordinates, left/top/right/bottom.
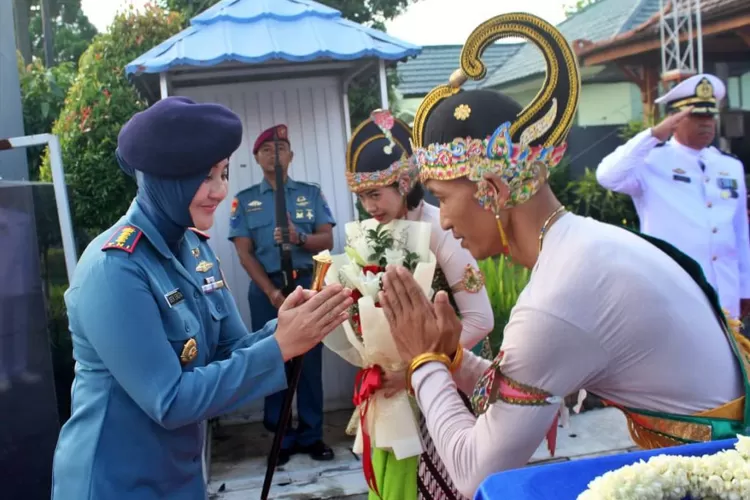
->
[[253, 124, 290, 154]]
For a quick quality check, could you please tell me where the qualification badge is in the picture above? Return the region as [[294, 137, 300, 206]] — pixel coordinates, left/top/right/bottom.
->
[[180, 338, 198, 365], [196, 261, 214, 273]]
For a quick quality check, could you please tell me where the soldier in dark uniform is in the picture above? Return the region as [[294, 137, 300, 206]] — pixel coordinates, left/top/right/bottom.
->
[[228, 124, 336, 465]]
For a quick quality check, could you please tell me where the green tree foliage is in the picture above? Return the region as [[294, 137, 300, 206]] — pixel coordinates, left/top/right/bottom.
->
[[14, 0, 98, 65], [18, 55, 76, 180], [549, 160, 639, 229], [159, 0, 222, 22], [162, 0, 417, 124], [564, 0, 601, 17], [40, 5, 185, 237]]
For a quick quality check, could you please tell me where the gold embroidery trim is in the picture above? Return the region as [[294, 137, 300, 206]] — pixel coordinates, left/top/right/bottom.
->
[[412, 84, 461, 149]]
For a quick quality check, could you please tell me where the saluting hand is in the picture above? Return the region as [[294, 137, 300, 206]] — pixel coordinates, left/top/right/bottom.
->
[[651, 107, 693, 142], [275, 284, 353, 361], [273, 213, 300, 245]]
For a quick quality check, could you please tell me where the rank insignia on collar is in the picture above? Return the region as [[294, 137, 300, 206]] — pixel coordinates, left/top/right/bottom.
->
[[102, 225, 143, 253], [196, 261, 214, 273], [306, 209, 314, 220], [672, 168, 686, 174], [296, 195, 309, 206], [180, 338, 198, 365], [188, 227, 210, 240]]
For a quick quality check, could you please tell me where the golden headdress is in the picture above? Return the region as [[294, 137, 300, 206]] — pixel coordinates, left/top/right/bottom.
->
[[412, 13, 581, 211], [345, 109, 418, 195]]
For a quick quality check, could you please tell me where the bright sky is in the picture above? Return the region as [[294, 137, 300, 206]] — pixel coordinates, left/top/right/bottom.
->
[[81, 0, 568, 45]]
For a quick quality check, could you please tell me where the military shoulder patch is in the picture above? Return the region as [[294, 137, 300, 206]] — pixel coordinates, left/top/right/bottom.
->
[[719, 149, 741, 162], [102, 225, 143, 253], [188, 227, 210, 240]]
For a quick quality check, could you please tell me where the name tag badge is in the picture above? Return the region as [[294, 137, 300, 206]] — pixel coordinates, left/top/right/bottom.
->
[[717, 177, 738, 190], [165, 288, 185, 308], [673, 174, 691, 183]]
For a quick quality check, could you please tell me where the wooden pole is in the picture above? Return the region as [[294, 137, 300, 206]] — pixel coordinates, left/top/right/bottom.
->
[[40, 0, 54, 67]]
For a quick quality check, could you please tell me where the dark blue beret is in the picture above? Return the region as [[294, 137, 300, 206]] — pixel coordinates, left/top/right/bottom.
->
[[116, 96, 243, 178]]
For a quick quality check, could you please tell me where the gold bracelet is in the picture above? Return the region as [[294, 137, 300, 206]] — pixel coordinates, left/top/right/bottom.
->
[[449, 345, 464, 372], [405, 352, 452, 396]]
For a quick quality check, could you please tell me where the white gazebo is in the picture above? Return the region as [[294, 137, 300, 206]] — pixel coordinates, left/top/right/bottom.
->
[[126, 0, 421, 419]]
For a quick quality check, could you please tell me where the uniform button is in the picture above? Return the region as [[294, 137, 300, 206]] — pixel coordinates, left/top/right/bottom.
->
[[712, 256, 718, 261], [707, 202, 713, 208], [194, 290, 200, 299], [705, 177, 710, 183], [217, 304, 223, 312], [185, 323, 191, 332], [712, 228, 718, 233]]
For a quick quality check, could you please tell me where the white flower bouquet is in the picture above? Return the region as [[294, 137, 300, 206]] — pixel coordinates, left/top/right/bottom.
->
[[317, 217, 435, 460], [578, 435, 750, 500]]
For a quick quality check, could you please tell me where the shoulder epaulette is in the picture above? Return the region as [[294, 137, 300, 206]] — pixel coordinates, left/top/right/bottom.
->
[[102, 225, 143, 253], [235, 184, 259, 197], [188, 227, 210, 240], [297, 180, 322, 190], [718, 149, 741, 161]]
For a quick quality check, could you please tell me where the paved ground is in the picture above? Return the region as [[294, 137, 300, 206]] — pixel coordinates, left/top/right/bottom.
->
[[207, 407, 636, 499]]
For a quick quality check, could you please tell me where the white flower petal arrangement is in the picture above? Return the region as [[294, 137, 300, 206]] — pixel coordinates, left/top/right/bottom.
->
[[317, 218, 435, 460], [578, 435, 750, 500]]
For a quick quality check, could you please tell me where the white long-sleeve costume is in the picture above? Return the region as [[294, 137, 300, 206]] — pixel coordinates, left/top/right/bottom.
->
[[410, 214, 745, 497]]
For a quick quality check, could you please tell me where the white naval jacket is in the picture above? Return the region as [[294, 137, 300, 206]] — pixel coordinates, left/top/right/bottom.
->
[[596, 129, 750, 318]]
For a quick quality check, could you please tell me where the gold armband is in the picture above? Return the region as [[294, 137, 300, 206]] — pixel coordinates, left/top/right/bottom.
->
[[449, 345, 464, 372], [405, 352, 452, 395]]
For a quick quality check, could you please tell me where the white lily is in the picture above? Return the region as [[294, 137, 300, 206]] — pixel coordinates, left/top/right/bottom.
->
[[385, 248, 406, 267], [341, 263, 365, 292], [351, 236, 376, 265], [360, 270, 383, 300]]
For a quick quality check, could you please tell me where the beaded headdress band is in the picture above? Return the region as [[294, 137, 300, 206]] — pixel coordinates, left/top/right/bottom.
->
[[346, 110, 418, 195], [411, 13, 581, 211]]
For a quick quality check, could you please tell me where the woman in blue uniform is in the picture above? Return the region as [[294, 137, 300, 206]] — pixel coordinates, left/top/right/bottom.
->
[[51, 97, 352, 499]]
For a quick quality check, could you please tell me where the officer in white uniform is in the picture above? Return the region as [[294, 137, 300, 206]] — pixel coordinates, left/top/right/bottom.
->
[[597, 74, 750, 320]]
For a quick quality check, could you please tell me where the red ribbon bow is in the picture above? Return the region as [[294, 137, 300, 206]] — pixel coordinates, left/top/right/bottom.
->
[[353, 366, 384, 497]]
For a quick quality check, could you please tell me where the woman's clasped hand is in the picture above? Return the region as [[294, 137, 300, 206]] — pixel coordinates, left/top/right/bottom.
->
[[275, 284, 353, 361]]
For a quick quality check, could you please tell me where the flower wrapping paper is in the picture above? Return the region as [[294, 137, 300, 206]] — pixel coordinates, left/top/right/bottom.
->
[[321, 218, 435, 459]]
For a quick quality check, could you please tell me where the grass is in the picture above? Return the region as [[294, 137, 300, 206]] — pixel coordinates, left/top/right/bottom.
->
[[478, 256, 530, 356]]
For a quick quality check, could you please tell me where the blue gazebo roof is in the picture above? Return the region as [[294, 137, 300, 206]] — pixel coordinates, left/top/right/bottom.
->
[[125, 0, 422, 76]]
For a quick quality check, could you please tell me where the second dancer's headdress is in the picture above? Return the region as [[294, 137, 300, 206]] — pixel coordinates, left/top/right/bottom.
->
[[346, 109, 418, 195]]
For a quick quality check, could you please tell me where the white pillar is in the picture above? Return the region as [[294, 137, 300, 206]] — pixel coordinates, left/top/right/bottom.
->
[[159, 72, 169, 100], [378, 59, 389, 110]]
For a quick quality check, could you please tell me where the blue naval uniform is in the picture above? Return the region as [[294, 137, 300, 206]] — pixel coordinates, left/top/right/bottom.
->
[[52, 202, 286, 500], [228, 178, 335, 448], [51, 201, 288, 499]]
